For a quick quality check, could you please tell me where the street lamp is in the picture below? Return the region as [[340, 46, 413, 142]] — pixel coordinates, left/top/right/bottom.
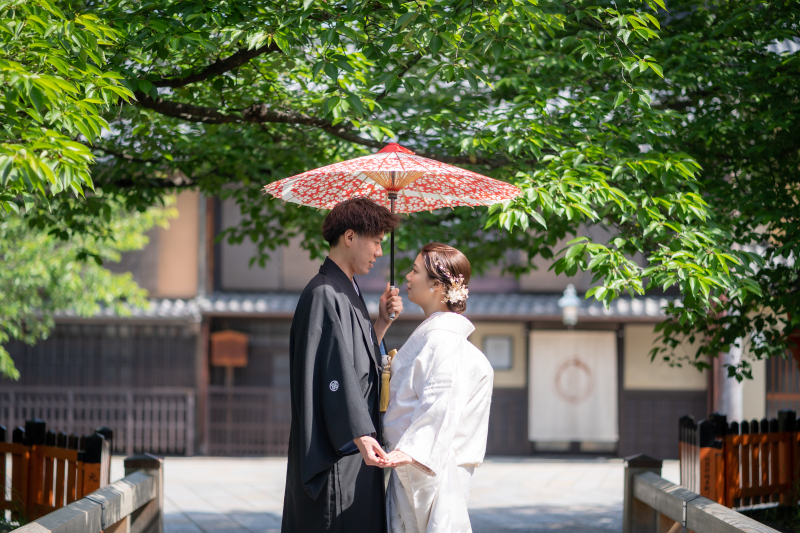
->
[[558, 284, 580, 327]]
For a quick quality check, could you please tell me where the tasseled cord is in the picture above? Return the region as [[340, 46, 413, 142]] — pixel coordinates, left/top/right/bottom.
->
[[380, 349, 398, 413]]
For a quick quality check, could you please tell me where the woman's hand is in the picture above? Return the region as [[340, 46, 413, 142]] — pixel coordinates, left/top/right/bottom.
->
[[385, 449, 414, 468]]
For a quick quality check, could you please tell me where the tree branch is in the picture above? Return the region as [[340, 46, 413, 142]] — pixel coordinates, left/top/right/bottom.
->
[[152, 42, 282, 88], [93, 144, 163, 165], [133, 92, 507, 166], [135, 92, 239, 123]]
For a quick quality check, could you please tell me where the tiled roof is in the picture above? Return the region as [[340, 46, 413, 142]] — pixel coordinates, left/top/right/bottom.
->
[[57, 291, 672, 322], [56, 298, 203, 320], [196, 291, 672, 321]]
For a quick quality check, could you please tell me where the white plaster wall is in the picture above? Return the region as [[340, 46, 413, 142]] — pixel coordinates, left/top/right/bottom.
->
[[468, 322, 527, 388], [219, 198, 282, 290], [742, 357, 767, 422], [624, 324, 707, 390]]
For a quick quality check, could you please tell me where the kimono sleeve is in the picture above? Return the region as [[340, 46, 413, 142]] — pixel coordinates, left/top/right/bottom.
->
[[296, 286, 376, 499], [394, 334, 462, 477]]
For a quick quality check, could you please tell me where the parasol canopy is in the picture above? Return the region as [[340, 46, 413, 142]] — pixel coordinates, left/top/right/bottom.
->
[[263, 143, 520, 213], [263, 143, 521, 316]]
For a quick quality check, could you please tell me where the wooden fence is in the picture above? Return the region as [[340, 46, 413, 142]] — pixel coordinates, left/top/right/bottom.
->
[[13, 453, 163, 533], [207, 386, 290, 456], [0, 387, 195, 456], [1, 419, 111, 523], [679, 410, 800, 508]]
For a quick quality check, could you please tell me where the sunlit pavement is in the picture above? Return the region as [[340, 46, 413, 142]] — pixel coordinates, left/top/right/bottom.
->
[[111, 456, 680, 533]]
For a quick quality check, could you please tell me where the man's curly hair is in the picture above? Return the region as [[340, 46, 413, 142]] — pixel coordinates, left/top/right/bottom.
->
[[322, 197, 401, 246]]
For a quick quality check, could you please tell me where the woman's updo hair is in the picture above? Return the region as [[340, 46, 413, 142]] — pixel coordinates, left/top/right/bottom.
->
[[420, 242, 471, 314]]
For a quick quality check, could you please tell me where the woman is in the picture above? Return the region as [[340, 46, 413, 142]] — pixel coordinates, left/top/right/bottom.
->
[[383, 242, 494, 533]]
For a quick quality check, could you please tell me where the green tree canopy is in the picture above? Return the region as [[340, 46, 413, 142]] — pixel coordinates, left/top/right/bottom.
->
[[1, 0, 798, 379], [0, 199, 174, 378]]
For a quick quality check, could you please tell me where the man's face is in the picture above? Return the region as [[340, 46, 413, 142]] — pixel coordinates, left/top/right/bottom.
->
[[349, 232, 384, 276]]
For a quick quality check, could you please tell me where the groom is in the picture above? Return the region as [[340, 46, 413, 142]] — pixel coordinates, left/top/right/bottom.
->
[[282, 197, 403, 533]]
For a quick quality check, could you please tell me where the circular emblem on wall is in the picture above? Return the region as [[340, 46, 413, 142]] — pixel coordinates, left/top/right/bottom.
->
[[554, 357, 593, 404], [329, 380, 340, 392]]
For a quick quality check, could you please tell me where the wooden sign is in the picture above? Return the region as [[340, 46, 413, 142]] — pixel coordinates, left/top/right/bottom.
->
[[210, 330, 249, 367]]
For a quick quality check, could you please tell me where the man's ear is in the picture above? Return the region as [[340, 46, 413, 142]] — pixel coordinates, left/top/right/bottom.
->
[[343, 229, 356, 247]]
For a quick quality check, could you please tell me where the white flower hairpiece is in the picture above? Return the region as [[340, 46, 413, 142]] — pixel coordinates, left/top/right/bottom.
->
[[435, 260, 469, 305]]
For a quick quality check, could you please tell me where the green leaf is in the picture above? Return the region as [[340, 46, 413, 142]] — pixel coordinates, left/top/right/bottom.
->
[[138, 79, 154, 94], [530, 210, 547, 229], [273, 32, 290, 51], [614, 91, 627, 108], [430, 35, 443, 55], [649, 62, 664, 78], [346, 94, 364, 115], [324, 63, 339, 81], [28, 85, 44, 113], [644, 13, 661, 29], [323, 95, 340, 114], [587, 253, 608, 270], [394, 12, 416, 31], [370, 125, 384, 142], [73, 119, 94, 143], [491, 42, 503, 64], [565, 243, 585, 261], [566, 236, 589, 246]]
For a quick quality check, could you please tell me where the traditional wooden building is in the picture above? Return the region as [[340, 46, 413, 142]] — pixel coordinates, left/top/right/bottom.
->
[[0, 192, 782, 459]]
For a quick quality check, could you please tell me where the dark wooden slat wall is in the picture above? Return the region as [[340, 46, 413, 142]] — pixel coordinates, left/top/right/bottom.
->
[[207, 386, 291, 456], [1, 323, 197, 388], [618, 389, 706, 459], [0, 387, 195, 455], [766, 356, 800, 418], [486, 389, 529, 455]]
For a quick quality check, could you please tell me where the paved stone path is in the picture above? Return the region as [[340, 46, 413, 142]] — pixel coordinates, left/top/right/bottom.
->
[[111, 457, 680, 533]]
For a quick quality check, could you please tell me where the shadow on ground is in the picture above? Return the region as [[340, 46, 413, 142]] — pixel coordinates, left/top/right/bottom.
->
[[167, 511, 282, 533], [166, 506, 620, 533], [470, 505, 621, 533]]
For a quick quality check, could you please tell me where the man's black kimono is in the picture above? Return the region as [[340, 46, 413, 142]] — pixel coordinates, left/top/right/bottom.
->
[[281, 257, 387, 533]]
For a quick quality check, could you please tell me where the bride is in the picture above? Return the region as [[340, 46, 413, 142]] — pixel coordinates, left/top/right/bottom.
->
[[382, 242, 494, 533]]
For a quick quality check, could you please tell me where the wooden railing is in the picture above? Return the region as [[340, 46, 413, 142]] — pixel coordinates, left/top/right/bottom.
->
[[1, 420, 111, 524], [623, 454, 779, 533], [12, 454, 164, 533], [0, 387, 194, 456], [679, 411, 800, 508]]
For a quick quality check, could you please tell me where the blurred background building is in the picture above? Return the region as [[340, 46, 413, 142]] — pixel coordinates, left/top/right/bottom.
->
[[2, 192, 787, 459]]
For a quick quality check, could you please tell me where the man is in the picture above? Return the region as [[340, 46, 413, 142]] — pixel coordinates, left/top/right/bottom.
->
[[282, 197, 403, 533]]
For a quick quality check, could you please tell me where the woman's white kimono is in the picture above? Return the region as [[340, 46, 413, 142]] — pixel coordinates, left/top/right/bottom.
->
[[383, 311, 494, 533]]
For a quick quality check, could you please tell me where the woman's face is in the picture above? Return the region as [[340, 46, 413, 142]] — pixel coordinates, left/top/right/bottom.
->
[[405, 254, 439, 306]]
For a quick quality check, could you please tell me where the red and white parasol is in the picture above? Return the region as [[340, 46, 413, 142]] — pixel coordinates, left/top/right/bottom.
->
[[263, 143, 521, 307], [263, 143, 520, 213]]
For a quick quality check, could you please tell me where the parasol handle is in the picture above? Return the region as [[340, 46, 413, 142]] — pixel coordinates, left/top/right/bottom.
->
[[389, 191, 396, 320]]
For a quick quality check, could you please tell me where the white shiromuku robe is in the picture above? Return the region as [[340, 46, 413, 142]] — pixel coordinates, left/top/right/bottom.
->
[[383, 311, 494, 533]]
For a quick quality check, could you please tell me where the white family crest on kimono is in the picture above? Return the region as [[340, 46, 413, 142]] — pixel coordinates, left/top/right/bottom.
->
[[383, 311, 494, 533]]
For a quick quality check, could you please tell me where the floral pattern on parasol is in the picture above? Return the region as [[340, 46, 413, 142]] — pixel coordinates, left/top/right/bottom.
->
[[263, 143, 521, 213]]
